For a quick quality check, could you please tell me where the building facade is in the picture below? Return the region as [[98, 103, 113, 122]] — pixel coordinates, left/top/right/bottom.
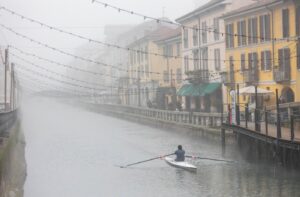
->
[[176, 0, 254, 113], [223, 0, 300, 109]]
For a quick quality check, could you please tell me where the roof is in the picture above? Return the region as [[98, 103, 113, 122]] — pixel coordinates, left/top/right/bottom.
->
[[155, 28, 181, 44], [127, 25, 177, 47], [176, 0, 225, 23], [222, 0, 282, 19]]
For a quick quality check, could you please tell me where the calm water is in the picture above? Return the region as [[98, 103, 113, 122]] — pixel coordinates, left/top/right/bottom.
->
[[22, 98, 300, 197]]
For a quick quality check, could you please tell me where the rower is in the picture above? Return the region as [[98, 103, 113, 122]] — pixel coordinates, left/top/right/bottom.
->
[[175, 145, 185, 161]]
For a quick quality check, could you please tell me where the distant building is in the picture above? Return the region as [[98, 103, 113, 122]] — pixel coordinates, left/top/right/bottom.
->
[[126, 22, 181, 108], [176, 0, 254, 112]]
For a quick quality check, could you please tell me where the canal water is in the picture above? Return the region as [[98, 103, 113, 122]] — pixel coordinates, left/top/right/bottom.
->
[[22, 98, 300, 197]]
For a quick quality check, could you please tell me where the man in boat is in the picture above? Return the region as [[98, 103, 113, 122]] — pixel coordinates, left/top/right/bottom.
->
[[175, 145, 185, 161]]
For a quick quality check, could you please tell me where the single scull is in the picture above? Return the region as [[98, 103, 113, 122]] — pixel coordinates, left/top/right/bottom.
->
[[165, 157, 197, 172]]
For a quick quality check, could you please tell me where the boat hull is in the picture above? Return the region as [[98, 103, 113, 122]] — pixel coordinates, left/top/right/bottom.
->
[[164, 157, 197, 172]]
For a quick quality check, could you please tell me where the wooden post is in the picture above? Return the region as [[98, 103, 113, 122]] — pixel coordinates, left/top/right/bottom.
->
[[265, 107, 268, 136], [236, 84, 240, 125], [245, 103, 249, 128], [255, 86, 260, 132], [4, 48, 8, 111], [276, 89, 281, 139], [221, 128, 226, 156], [290, 115, 294, 141]]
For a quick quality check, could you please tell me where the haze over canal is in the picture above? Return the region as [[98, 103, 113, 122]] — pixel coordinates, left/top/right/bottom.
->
[[21, 98, 300, 197]]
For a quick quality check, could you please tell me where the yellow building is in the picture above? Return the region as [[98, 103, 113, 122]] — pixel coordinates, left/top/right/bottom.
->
[[127, 26, 182, 109], [223, 0, 300, 108]]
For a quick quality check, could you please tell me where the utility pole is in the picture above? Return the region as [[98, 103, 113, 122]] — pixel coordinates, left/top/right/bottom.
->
[[10, 63, 14, 111], [4, 48, 9, 111], [137, 68, 141, 107]]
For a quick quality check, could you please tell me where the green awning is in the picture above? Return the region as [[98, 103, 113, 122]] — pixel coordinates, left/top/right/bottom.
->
[[177, 83, 221, 97], [203, 83, 221, 95]]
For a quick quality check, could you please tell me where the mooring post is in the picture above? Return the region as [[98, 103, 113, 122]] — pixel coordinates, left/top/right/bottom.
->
[[236, 84, 240, 125], [290, 115, 294, 141], [265, 107, 268, 136], [276, 89, 281, 139], [221, 128, 226, 156], [245, 103, 249, 128]]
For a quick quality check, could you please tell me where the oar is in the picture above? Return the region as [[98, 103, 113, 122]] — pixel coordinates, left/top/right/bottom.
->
[[186, 155, 235, 163], [120, 153, 175, 168]]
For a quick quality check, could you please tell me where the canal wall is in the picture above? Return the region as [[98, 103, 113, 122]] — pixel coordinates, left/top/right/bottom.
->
[[0, 112, 26, 197], [80, 102, 236, 144]]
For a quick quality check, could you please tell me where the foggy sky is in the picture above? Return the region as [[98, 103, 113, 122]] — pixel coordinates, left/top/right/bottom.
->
[[0, 0, 209, 92]]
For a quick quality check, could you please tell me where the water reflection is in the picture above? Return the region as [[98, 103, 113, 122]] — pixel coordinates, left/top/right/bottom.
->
[[22, 98, 300, 197]]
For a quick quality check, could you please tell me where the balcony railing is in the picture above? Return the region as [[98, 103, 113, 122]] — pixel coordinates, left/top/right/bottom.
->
[[244, 69, 259, 84], [186, 69, 209, 84], [274, 68, 291, 83]]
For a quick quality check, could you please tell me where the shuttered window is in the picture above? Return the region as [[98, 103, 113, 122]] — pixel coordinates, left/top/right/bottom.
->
[[282, 9, 290, 38], [214, 18, 220, 41], [248, 17, 258, 44], [184, 56, 189, 72], [176, 69, 182, 83], [297, 42, 300, 70], [214, 49, 221, 71], [193, 50, 200, 70], [278, 48, 291, 72], [296, 6, 300, 36], [193, 26, 198, 46], [248, 52, 258, 70], [202, 21, 207, 44], [201, 47, 208, 70], [184, 29, 189, 48], [261, 50, 271, 71], [226, 23, 234, 48], [237, 20, 246, 46], [259, 14, 271, 42], [240, 54, 245, 71]]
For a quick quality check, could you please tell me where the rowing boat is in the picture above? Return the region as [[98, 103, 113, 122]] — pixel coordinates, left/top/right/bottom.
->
[[164, 157, 197, 172]]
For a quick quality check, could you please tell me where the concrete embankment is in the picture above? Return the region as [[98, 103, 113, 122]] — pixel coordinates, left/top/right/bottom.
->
[[0, 121, 26, 197], [79, 102, 236, 145]]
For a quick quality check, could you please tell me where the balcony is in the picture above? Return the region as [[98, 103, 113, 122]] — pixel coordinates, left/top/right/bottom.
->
[[186, 69, 209, 84], [220, 71, 235, 86], [273, 68, 291, 83], [243, 69, 258, 84]]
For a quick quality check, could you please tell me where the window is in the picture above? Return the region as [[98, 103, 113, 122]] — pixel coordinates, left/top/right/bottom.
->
[[184, 56, 189, 72], [183, 29, 189, 48], [193, 50, 199, 70], [261, 50, 271, 71], [282, 9, 290, 38], [297, 42, 300, 70], [176, 43, 181, 56], [225, 23, 234, 48], [176, 68, 182, 83], [193, 26, 198, 46], [248, 52, 258, 70], [145, 64, 149, 77], [248, 17, 258, 44], [296, 6, 300, 36], [259, 14, 271, 42], [201, 47, 208, 70], [240, 54, 245, 72], [163, 71, 169, 83], [278, 48, 290, 71], [145, 46, 148, 60], [237, 20, 246, 46], [141, 48, 144, 62], [202, 21, 207, 44], [214, 49, 221, 71], [163, 45, 173, 58], [213, 18, 220, 41]]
